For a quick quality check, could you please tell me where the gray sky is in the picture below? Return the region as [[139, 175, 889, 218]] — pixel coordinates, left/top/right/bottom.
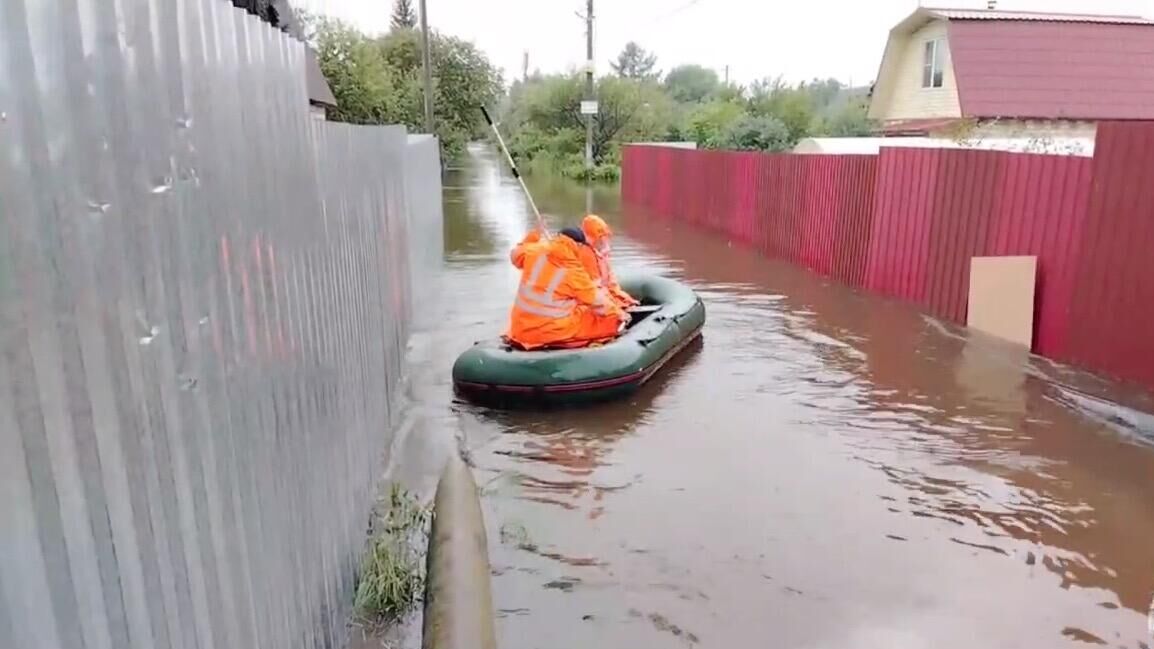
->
[[300, 0, 1154, 86]]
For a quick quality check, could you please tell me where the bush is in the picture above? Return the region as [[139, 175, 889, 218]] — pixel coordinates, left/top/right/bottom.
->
[[568, 163, 621, 183], [719, 114, 793, 152], [685, 101, 745, 149]]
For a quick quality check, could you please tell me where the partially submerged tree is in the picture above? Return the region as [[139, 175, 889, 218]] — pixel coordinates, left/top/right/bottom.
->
[[391, 0, 417, 30], [610, 42, 659, 80], [504, 74, 673, 174], [500, 34, 877, 169]]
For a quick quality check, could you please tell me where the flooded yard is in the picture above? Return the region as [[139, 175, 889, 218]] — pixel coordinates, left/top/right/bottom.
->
[[387, 144, 1154, 649]]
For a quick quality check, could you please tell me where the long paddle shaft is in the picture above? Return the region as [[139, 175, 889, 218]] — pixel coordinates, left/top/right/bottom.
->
[[480, 106, 546, 233]]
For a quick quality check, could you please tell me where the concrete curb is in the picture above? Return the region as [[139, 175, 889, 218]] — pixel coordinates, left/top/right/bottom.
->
[[422, 455, 497, 649]]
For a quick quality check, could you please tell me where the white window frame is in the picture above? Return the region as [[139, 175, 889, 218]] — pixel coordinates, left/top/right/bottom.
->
[[923, 39, 945, 89]]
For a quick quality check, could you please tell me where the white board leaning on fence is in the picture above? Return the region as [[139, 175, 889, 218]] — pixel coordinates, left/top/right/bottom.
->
[[967, 256, 1038, 347]]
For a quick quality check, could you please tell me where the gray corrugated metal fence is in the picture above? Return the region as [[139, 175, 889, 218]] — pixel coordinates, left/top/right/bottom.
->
[[0, 2, 442, 649], [405, 134, 446, 320]]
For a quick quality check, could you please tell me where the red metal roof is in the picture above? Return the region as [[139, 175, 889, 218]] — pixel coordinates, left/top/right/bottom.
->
[[927, 8, 1154, 25], [946, 18, 1154, 120]]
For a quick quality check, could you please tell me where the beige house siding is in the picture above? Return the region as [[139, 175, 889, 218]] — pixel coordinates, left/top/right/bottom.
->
[[871, 20, 962, 121]]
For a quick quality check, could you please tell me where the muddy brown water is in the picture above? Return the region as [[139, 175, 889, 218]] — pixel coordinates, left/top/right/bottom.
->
[[385, 145, 1154, 649]]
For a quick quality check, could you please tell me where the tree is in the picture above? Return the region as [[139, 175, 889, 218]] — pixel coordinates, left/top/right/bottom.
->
[[592, 77, 673, 160], [816, 98, 874, 137], [391, 0, 416, 30], [802, 78, 844, 112], [746, 76, 816, 145], [310, 16, 403, 125], [503, 74, 675, 176], [610, 42, 659, 80], [304, 14, 502, 158], [378, 29, 504, 145], [712, 82, 745, 104], [663, 64, 719, 104], [684, 101, 744, 148], [720, 115, 792, 151]]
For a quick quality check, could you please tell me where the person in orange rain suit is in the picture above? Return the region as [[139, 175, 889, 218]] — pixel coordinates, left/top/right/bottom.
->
[[581, 214, 640, 309], [506, 227, 628, 350]]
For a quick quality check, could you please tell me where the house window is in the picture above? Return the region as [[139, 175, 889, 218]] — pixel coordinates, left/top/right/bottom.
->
[[922, 39, 945, 88]]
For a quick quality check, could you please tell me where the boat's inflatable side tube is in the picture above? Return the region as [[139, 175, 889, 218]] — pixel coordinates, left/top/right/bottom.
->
[[421, 455, 496, 649]]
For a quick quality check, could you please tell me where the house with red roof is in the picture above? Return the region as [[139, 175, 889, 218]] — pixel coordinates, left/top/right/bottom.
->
[[867, 6, 1154, 154]]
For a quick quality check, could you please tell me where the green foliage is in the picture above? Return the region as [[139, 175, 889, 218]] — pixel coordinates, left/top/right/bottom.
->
[[391, 0, 416, 30], [720, 115, 792, 151], [502, 50, 876, 169], [746, 76, 814, 143], [685, 101, 744, 149], [743, 76, 875, 149], [354, 485, 431, 622], [815, 97, 875, 137], [302, 12, 502, 159], [712, 82, 746, 104], [504, 73, 672, 181], [610, 42, 659, 80], [379, 29, 503, 145], [663, 64, 719, 104]]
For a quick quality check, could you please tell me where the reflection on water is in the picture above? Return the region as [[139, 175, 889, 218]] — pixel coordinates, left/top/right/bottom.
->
[[392, 144, 1154, 649]]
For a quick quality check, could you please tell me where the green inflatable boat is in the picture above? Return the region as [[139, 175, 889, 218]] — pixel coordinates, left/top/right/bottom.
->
[[452, 273, 706, 406]]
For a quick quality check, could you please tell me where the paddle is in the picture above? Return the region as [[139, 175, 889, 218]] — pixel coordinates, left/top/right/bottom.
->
[[480, 105, 547, 236]]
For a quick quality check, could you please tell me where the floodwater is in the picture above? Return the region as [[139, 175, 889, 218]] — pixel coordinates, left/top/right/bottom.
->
[[386, 144, 1154, 649]]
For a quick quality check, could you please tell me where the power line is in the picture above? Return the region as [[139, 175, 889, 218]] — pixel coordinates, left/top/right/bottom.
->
[[653, 0, 706, 24]]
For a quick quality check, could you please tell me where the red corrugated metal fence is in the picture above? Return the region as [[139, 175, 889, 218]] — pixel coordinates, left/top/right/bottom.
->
[[1066, 122, 1154, 387], [622, 125, 1151, 389]]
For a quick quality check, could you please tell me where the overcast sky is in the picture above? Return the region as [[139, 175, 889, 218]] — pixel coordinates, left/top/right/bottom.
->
[[299, 0, 1154, 86]]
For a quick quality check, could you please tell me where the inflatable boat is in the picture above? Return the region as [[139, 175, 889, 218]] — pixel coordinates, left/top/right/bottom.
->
[[452, 273, 705, 406]]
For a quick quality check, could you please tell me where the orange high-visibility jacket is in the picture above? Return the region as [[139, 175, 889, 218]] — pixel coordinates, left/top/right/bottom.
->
[[581, 215, 639, 308], [596, 251, 639, 308], [506, 231, 625, 350]]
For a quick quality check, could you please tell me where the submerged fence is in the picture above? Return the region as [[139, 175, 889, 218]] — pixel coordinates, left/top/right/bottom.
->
[[622, 124, 1154, 389], [0, 3, 441, 649]]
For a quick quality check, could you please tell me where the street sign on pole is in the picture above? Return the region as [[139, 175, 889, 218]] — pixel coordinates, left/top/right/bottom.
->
[[580, 100, 599, 115]]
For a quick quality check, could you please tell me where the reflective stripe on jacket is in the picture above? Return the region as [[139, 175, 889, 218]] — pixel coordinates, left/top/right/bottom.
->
[[515, 253, 576, 319], [506, 232, 624, 350]]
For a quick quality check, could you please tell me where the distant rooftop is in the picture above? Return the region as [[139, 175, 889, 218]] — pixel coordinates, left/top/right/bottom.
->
[[881, 7, 1154, 121], [306, 48, 338, 108], [923, 7, 1154, 25]]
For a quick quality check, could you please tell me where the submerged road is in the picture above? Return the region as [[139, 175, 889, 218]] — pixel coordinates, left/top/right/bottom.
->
[[389, 144, 1154, 649]]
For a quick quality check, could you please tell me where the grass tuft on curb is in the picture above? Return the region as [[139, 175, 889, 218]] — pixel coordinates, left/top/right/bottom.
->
[[354, 484, 432, 623]]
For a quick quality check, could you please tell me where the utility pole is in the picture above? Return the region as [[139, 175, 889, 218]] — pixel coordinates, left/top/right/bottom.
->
[[522, 50, 529, 82], [724, 65, 729, 85], [584, 0, 594, 171], [418, 0, 434, 133]]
